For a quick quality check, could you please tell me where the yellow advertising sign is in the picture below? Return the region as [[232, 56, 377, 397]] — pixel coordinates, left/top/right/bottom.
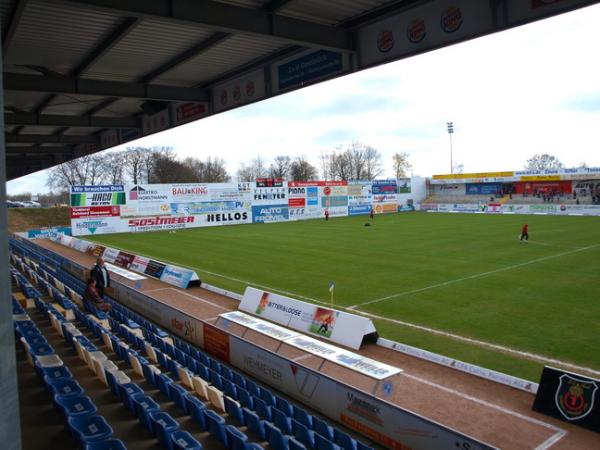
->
[[432, 171, 514, 180], [519, 176, 561, 182]]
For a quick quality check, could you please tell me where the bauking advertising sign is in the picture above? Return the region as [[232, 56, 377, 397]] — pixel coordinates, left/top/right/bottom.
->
[[239, 287, 377, 350]]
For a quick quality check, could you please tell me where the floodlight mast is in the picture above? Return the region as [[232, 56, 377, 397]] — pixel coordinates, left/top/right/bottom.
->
[[447, 122, 454, 174]]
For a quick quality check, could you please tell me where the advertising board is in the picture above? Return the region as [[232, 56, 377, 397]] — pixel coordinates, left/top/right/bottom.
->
[[239, 287, 377, 350]]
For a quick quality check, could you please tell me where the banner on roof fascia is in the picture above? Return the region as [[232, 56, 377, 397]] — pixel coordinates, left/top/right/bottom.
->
[[171, 102, 208, 125], [506, 0, 597, 26], [358, 1, 494, 68], [239, 287, 377, 350], [141, 108, 170, 136], [100, 128, 121, 149], [273, 49, 349, 93], [213, 69, 266, 113]]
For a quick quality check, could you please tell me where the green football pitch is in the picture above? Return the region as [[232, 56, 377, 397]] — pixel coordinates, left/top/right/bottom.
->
[[86, 212, 600, 382]]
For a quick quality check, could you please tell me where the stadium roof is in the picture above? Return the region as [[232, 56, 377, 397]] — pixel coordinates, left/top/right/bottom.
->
[[2, 0, 597, 180]]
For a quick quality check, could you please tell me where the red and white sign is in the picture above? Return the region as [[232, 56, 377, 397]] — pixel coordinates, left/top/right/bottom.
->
[[172, 102, 208, 125], [128, 215, 195, 232], [70, 206, 120, 219]]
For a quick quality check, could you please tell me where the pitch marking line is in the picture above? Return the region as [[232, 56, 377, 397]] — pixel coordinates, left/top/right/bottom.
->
[[350, 243, 600, 309], [402, 373, 567, 449], [91, 242, 600, 377]]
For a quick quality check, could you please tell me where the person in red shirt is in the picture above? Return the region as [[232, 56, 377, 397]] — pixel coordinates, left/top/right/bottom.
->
[[520, 223, 529, 243], [83, 278, 111, 312]]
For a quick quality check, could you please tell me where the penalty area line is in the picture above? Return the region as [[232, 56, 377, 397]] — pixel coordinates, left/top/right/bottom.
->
[[350, 243, 600, 309]]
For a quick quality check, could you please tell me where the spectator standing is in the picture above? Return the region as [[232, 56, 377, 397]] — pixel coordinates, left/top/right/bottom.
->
[[91, 257, 110, 297]]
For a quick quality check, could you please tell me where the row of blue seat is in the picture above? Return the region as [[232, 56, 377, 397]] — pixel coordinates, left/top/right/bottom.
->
[[13, 244, 376, 450]]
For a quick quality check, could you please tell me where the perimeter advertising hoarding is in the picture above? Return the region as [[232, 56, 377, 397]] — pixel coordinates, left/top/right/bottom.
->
[[71, 216, 126, 236], [239, 287, 377, 350], [71, 186, 126, 207], [320, 183, 348, 217], [348, 182, 373, 216], [228, 336, 493, 450], [358, 1, 494, 68], [372, 180, 397, 214], [252, 181, 289, 223], [288, 182, 322, 220], [159, 265, 196, 289]]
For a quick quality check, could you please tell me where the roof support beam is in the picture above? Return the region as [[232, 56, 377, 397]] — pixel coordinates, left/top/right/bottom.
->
[[143, 32, 230, 83], [265, 0, 295, 14], [5, 112, 138, 128], [6, 145, 73, 155], [5, 134, 99, 144], [4, 73, 210, 102], [2, 0, 29, 54], [61, 0, 352, 51]]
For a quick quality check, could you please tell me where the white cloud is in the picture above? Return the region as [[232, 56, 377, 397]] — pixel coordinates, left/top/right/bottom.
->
[[7, 4, 600, 195]]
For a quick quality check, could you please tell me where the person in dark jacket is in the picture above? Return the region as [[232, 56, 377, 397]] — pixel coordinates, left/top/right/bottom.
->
[[90, 257, 110, 297], [83, 278, 111, 312]]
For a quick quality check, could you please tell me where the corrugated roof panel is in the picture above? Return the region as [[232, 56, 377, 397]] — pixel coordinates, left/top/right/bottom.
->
[[4, 90, 47, 111], [97, 98, 143, 117], [280, 0, 391, 25], [216, 0, 268, 8], [20, 126, 62, 135], [155, 34, 286, 86], [0, 0, 16, 31], [4, 0, 121, 75], [63, 127, 102, 136], [85, 19, 214, 82], [44, 94, 108, 116]]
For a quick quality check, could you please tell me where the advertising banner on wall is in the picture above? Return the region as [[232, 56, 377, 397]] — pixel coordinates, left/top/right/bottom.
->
[[70, 185, 126, 207], [71, 216, 126, 236], [239, 287, 377, 350], [213, 69, 266, 113], [273, 49, 349, 93], [288, 182, 322, 220], [358, 1, 494, 69], [372, 179, 398, 214], [348, 182, 373, 216], [70, 206, 121, 219], [252, 180, 289, 223], [320, 182, 348, 217]]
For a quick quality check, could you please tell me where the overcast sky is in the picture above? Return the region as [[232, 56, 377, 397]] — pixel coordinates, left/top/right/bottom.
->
[[8, 4, 600, 195]]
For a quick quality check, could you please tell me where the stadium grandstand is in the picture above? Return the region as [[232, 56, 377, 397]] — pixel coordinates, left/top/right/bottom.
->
[[3, 1, 600, 450]]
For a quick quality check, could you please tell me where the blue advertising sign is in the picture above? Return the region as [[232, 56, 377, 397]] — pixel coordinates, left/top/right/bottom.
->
[[372, 180, 397, 195], [27, 227, 72, 239], [71, 185, 124, 193], [307, 187, 319, 206], [252, 204, 290, 223], [278, 50, 343, 91], [466, 183, 502, 195], [348, 205, 371, 216]]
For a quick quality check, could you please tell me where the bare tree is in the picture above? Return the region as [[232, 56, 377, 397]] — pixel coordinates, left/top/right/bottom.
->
[[289, 157, 318, 181], [236, 156, 268, 181], [123, 147, 147, 184], [319, 151, 331, 180], [203, 157, 230, 182], [102, 151, 127, 185], [150, 154, 199, 183], [46, 154, 106, 191], [363, 145, 383, 180], [269, 156, 291, 179], [392, 152, 412, 178], [524, 154, 564, 171]]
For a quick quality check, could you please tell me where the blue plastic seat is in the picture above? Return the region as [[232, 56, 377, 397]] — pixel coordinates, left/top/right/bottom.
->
[[225, 424, 248, 450], [119, 383, 144, 414], [313, 416, 334, 441], [68, 415, 113, 445], [253, 396, 272, 421], [333, 430, 357, 450], [224, 396, 244, 425], [209, 358, 222, 374], [292, 419, 315, 449], [223, 379, 238, 399], [41, 365, 72, 381], [221, 366, 233, 382], [293, 405, 313, 429], [196, 364, 210, 382], [315, 434, 340, 450], [168, 359, 182, 380], [132, 393, 160, 432], [275, 396, 293, 417], [55, 395, 98, 419], [169, 383, 190, 412], [171, 430, 203, 450], [84, 438, 127, 450], [237, 388, 254, 409], [245, 379, 260, 397], [242, 407, 266, 440], [289, 437, 308, 450], [142, 361, 158, 386], [150, 411, 180, 450], [356, 442, 373, 450], [204, 409, 228, 445], [185, 395, 207, 430], [272, 408, 292, 435], [232, 371, 246, 389], [266, 422, 290, 450], [261, 388, 276, 407], [209, 370, 223, 390], [47, 378, 84, 397], [157, 373, 174, 399]]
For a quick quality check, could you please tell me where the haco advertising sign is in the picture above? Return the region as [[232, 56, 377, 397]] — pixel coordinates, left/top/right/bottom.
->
[[70, 185, 126, 207]]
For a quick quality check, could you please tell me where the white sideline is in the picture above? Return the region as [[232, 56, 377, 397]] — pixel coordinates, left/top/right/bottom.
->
[[401, 372, 567, 450], [350, 243, 600, 308]]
